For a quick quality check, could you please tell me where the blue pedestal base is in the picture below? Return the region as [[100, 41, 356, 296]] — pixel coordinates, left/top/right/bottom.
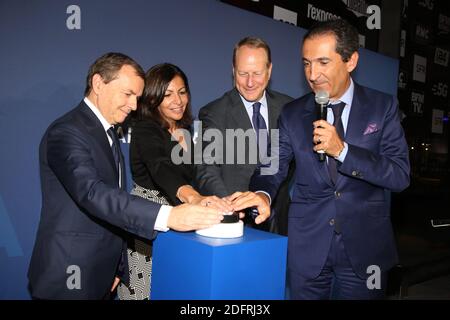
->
[[151, 227, 288, 300]]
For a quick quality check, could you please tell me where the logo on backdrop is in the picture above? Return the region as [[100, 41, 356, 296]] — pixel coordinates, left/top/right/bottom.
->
[[342, 1, 381, 30], [273, 5, 297, 26], [438, 14, 450, 36], [431, 109, 444, 134], [434, 48, 449, 67], [400, 30, 406, 57], [307, 3, 340, 22], [415, 24, 431, 42], [413, 55, 427, 83], [417, 0, 435, 10], [398, 69, 408, 90], [431, 82, 449, 98], [411, 91, 425, 115]]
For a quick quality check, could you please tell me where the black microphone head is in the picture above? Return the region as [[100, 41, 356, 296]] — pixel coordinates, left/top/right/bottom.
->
[[315, 90, 329, 105]]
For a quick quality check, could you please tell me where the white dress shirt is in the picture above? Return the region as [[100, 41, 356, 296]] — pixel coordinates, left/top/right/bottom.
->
[[84, 97, 171, 232], [239, 91, 269, 130]]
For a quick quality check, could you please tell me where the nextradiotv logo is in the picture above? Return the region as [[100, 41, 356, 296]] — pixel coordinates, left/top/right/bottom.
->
[[307, 3, 381, 30]]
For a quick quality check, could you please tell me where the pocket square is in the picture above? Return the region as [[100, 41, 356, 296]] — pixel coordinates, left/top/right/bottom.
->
[[363, 123, 378, 135]]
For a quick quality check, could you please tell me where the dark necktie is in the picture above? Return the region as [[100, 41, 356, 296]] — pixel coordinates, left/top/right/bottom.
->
[[249, 102, 269, 220], [252, 102, 269, 159], [327, 102, 346, 185], [107, 127, 124, 190]]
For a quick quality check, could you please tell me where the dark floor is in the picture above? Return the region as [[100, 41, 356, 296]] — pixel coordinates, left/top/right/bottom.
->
[[387, 178, 450, 300], [396, 274, 450, 300]]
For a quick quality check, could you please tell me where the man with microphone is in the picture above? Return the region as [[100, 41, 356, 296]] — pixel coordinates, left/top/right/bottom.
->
[[236, 19, 410, 299]]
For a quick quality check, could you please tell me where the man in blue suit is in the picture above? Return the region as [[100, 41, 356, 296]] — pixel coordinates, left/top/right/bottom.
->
[[235, 19, 410, 299], [28, 53, 224, 299]]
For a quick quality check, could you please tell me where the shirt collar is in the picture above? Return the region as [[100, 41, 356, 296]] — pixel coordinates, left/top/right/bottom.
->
[[331, 78, 354, 107], [239, 91, 268, 111], [84, 97, 113, 132]]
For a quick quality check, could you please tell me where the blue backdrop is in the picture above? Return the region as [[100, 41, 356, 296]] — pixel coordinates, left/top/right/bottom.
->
[[0, 0, 398, 299]]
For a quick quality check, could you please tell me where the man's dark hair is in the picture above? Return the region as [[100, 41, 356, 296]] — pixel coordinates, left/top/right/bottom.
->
[[84, 52, 145, 96], [233, 36, 272, 68], [303, 19, 359, 62], [137, 63, 193, 130]]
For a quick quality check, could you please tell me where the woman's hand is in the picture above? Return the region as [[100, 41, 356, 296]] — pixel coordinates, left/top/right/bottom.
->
[[197, 195, 233, 213], [176, 185, 233, 213]]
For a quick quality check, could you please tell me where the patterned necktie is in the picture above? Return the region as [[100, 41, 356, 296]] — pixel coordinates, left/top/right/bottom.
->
[[107, 127, 124, 189], [327, 102, 346, 184]]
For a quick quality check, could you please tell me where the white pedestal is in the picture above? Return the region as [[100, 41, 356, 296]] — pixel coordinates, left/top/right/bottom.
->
[[195, 220, 244, 238]]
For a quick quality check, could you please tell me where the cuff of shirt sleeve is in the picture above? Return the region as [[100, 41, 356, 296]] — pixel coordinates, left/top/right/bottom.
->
[[256, 191, 271, 205], [335, 142, 348, 163], [154, 205, 172, 232]]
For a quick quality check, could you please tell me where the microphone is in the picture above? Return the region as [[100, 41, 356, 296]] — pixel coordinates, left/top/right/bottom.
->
[[315, 91, 329, 162]]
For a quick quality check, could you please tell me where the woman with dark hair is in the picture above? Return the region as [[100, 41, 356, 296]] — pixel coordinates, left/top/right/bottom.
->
[[117, 63, 231, 300]]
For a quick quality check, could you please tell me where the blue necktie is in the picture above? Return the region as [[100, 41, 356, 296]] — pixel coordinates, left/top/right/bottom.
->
[[252, 102, 267, 137], [107, 127, 124, 190], [327, 102, 346, 185], [250, 102, 268, 220], [252, 102, 269, 159]]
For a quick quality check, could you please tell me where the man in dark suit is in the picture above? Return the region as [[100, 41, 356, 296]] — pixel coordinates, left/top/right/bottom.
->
[[196, 37, 293, 234], [236, 19, 410, 299], [28, 53, 223, 299]]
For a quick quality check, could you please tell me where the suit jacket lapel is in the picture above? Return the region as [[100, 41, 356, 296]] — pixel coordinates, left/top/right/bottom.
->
[[229, 88, 253, 130], [79, 102, 119, 183], [266, 90, 281, 130], [344, 83, 370, 148]]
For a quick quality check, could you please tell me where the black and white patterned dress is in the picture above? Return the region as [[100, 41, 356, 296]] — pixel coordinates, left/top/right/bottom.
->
[[118, 119, 194, 300], [117, 184, 169, 300]]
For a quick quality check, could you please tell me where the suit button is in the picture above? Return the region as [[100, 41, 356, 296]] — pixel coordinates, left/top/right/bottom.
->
[[335, 191, 341, 198], [352, 170, 358, 176], [329, 219, 335, 226]]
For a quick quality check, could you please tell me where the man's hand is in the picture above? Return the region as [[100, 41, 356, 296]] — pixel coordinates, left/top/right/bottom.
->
[[228, 191, 271, 224], [167, 204, 224, 231], [312, 120, 344, 158]]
